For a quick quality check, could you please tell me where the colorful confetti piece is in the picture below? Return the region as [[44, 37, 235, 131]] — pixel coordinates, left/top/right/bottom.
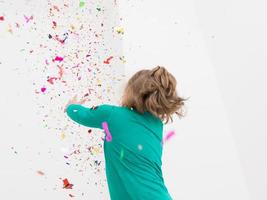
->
[[23, 15, 33, 23], [41, 87, 46, 92], [120, 148, 124, 160], [53, 56, 63, 62], [79, 1, 85, 8], [63, 178, 73, 189], [103, 56, 113, 64], [162, 130, 175, 144], [102, 121, 112, 142], [115, 26, 124, 34], [36, 170, 45, 175]]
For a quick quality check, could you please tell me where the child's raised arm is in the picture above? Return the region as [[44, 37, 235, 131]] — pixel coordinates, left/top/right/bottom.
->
[[66, 104, 114, 129]]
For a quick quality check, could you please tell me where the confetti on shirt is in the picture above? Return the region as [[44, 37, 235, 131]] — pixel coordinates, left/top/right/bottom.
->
[[102, 121, 112, 142], [120, 148, 124, 160]]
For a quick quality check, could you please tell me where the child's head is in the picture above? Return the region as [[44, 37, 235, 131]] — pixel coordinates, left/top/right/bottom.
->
[[120, 66, 188, 124]]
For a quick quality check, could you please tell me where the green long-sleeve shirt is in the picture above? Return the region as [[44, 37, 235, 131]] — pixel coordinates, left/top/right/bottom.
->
[[66, 103, 173, 200]]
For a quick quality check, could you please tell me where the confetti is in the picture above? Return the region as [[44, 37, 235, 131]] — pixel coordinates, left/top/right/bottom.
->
[[63, 178, 73, 189], [79, 1, 85, 7], [53, 56, 63, 62], [52, 21, 57, 29], [47, 76, 57, 84], [120, 148, 124, 160], [162, 130, 175, 144], [103, 56, 113, 64], [23, 15, 33, 23], [60, 132, 66, 140], [102, 121, 112, 142], [0, 16, 4, 21], [41, 87, 46, 93], [119, 56, 126, 63], [115, 26, 124, 34], [36, 170, 45, 175]]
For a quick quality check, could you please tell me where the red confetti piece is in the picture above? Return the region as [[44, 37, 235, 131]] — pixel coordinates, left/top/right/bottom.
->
[[63, 178, 73, 189], [52, 21, 57, 29], [0, 16, 4, 21], [54, 34, 65, 44], [52, 56, 63, 62], [47, 76, 57, 84], [103, 56, 113, 64], [102, 121, 112, 142]]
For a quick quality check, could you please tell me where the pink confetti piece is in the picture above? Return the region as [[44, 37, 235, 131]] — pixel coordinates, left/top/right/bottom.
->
[[41, 87, 46, 92], [52, 21, 57, 29], [103, 56, 113, 64], [57, 64, 64, 79], [0, 16, 4, 21], [54, 34, 65, 44], [102, 121, 112, 142], [47, 76, 57, 84], [23, 15, 33, 23], [162, 130, 175, 145], [53, 56, 63, 62]]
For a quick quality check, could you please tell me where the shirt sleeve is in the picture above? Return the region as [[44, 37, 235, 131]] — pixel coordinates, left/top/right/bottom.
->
[[66, 103, 114, 129]]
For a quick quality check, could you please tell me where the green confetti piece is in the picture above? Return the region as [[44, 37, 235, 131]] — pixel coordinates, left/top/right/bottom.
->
[[120, 148, 124, 160], [79, 1, 85, 8], [96, 7, 101, 11]]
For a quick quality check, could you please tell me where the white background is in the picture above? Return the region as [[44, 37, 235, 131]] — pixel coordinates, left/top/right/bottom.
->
[[1, 0, 267, 200]]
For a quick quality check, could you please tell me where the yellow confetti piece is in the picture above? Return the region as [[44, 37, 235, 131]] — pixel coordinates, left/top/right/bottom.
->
[[115, 26, 124, 34], [119, 56, 126, 63], [60, 132, 66, 140]]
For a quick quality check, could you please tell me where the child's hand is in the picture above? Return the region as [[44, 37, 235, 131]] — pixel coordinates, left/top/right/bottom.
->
[[64, 94, 88, 113]]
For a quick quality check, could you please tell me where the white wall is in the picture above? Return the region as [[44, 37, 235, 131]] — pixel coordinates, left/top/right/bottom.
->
[[118, 0, 266, 200]]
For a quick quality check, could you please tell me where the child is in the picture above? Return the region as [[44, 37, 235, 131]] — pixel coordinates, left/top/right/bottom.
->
[[65, 66, 187, 200]]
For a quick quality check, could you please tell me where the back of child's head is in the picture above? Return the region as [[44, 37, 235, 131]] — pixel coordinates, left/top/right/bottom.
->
[[120, 66, 189, 124]]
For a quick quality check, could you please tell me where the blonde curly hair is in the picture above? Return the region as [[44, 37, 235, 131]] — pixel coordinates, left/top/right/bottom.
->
[[120, 66, 189, 124]]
